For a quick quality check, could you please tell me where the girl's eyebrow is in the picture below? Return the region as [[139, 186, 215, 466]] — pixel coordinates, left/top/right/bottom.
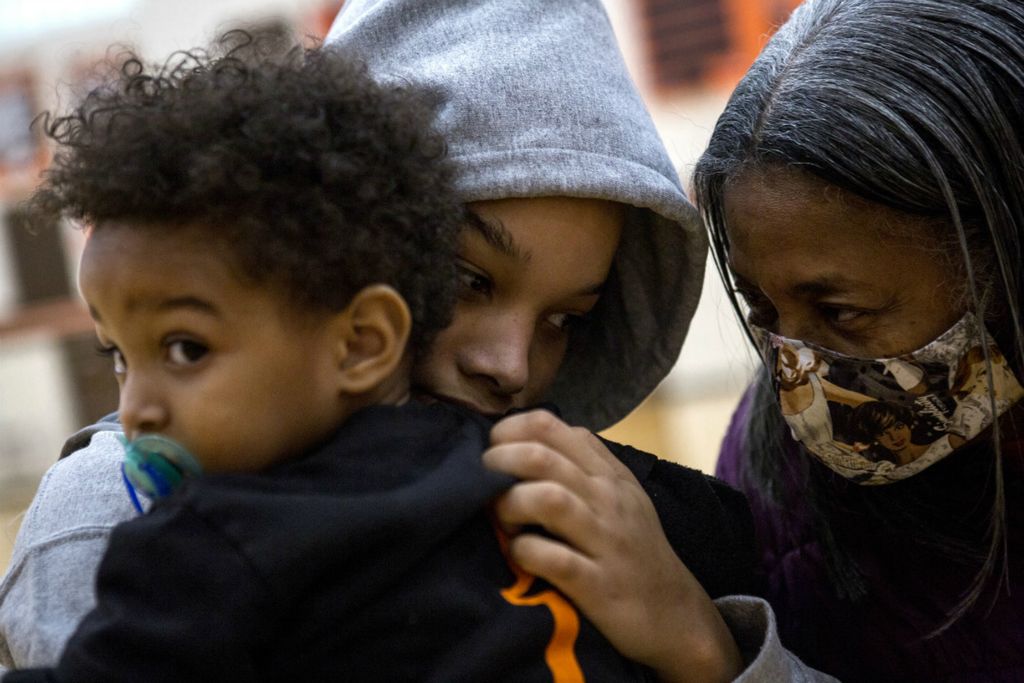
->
[[462, 210, 605, 297], [464, 211, 530, 263]]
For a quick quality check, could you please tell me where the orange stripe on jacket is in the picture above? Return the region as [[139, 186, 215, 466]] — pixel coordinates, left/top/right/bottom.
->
[[494, 521, 584, 683]]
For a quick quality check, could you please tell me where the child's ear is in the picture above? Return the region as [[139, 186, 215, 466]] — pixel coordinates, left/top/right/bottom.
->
[[333, 284, 411, 395]]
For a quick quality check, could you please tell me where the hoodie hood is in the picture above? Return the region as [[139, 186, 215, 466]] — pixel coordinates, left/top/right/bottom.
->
[[326, 0, 706, 430]]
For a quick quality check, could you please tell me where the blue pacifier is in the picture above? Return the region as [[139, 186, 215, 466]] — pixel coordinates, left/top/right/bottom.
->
[[119, 434, 203, 513]]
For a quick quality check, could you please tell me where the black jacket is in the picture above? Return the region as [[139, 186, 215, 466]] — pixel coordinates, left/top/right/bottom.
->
[[7, 403, 752, 682]]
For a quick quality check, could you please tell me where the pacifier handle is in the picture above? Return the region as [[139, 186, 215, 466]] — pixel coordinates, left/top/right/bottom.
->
[[119, 434, 203, 513]]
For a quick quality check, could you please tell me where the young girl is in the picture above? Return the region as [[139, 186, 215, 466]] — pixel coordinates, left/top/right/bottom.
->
[[325, 1, 834, 680]]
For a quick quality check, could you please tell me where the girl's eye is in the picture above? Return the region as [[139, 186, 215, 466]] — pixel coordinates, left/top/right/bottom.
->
[[167, 339, 208, 366], [456, 263, 493, 298], [545, 311, 585, 332], [96, 344, 127, 376]]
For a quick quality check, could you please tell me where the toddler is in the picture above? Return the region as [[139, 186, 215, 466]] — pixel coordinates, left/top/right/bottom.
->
[[4, 32, 644, 683]]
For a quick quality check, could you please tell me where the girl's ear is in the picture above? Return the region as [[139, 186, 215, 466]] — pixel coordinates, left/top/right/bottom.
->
[[333, 284, 412, 395]]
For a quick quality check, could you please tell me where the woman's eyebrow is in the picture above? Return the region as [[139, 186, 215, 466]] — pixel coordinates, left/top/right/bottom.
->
[[789, 275, 860, 298], [728, 269, 861, 298], [464, 211, 530, 263]]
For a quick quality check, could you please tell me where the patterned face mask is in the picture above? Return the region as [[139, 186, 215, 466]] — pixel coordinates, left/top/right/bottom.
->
[[751, 313, 1024, 484]]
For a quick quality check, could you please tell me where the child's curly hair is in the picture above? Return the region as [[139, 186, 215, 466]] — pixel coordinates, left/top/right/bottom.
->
[[30, 30, 462, 356]]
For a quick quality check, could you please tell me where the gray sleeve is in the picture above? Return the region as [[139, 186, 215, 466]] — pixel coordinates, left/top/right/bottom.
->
[[714, 595, 841, 682], [0, 430, 139, 669]]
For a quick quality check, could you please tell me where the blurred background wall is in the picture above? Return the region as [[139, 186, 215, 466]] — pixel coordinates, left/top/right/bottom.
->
[[0, 0, 799, 572]]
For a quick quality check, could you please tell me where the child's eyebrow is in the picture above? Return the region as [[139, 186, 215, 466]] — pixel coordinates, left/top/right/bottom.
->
[[154, 296, 221, 317], [86, 296, 221, 321], [464, 211, 530, 263]]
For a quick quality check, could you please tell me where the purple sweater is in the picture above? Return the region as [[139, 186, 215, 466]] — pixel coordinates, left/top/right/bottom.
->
[[716, 386, 1024, 682]]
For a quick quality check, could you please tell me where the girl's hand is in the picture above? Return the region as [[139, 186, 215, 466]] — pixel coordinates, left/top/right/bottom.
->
[[484, 409, 743, 683]]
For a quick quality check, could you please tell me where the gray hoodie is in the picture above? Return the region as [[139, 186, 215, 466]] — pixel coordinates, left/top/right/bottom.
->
[[326, 0, 706, 431]]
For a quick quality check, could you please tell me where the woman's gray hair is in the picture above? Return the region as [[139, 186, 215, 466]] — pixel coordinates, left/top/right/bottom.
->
[[694, 0, 1024, 631]]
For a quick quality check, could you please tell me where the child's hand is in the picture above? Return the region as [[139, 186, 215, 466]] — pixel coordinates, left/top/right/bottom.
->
[[483, 410, 743, 683]]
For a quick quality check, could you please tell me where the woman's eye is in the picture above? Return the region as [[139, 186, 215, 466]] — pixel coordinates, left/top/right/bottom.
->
[[166, 339, 208, 366], [746, 307, 778, 329], [545, 311, 585, 332], [822, 306, 864, 324], [734, 288, 777, 329], [456, 264, 493, 298]]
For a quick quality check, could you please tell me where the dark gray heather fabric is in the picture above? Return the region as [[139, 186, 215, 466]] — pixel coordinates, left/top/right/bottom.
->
[[326, 0, 706, 430]]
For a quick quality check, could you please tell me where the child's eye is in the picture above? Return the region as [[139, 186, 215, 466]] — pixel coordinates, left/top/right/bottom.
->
[[456, 263, 493, 299], [166, 339, 208, 366], [97, 345, 127, 376]]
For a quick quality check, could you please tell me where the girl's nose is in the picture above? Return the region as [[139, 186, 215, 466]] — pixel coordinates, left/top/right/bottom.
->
[[458, 316, 531, 396]]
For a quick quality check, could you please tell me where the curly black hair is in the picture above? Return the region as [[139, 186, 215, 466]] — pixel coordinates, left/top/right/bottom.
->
[[29, 30, 462, 356]]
